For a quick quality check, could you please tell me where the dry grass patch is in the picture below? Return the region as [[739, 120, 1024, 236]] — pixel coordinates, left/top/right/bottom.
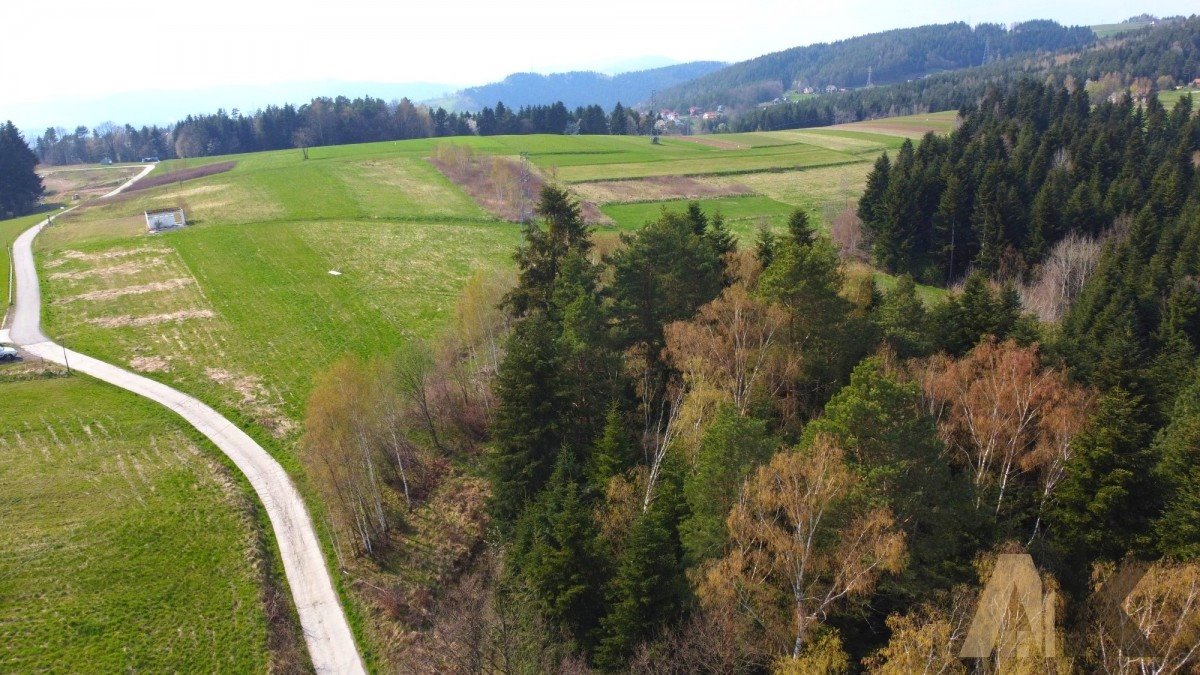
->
[[129, 355, 172, 373], [571, 175, 754, 204], [205, 367, 295, 438], [57, 277, 193, 303], [760, 130, 888, 153], [40, 167, 141, 200], [725, 162, 874, 222], [335, 158, 485, 219], [87, 308, 216, 328]]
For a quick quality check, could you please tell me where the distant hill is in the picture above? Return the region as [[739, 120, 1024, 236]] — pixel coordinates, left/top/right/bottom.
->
[[430, 62, 726, 113], [654, 20, 1096, 110]]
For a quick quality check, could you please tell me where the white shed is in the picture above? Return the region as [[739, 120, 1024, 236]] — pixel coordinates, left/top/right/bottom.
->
[[145, 207, 187, 232]]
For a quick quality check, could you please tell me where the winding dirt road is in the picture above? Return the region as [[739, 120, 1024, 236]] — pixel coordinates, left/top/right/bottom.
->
[[7, 164, 365, 674]]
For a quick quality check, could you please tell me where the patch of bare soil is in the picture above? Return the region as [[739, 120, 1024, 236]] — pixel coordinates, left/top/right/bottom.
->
[[429, 146, 610, 224], [129, 355, 172, 373], [48, 256, 170, 281], [204, 367, 296, 438], [572, 175, 754, 204], [58, 277, 193, 303], [46, 247, 174, 268], [88, 309, 215, 328], [126, 161, 236, 192]]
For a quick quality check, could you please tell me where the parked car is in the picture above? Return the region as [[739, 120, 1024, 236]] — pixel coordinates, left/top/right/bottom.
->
[[0, 346, 18, 362]]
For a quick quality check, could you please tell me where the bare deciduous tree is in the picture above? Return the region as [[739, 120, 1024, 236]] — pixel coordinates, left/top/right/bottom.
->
[[1019, 231, 1102, 322], [830, 204, 868, 261]]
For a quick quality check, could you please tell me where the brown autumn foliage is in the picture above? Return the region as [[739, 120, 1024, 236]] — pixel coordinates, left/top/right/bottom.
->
[[664, 283, 796, 417], [698, 435, 905, 664], [1084, 561, 1200, 674], [915, 339, 1094, 520], [862, 589, 975, 674]]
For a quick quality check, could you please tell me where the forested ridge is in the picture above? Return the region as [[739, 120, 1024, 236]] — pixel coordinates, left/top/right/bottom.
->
[[654, 20, 1096, 111], [857, 81, 1198, 283], [30, 98, 663, 165], [733, 15, 1200, 131]]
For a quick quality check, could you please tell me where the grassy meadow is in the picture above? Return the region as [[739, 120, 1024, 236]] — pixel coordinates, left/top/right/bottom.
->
[[0, 376, 273, 672], [1160, 87, 1198, 109], [602, 195, 798, 239]]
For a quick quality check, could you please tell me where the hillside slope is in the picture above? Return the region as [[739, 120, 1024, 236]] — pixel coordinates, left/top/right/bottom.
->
[[655, 20, 1095, 110]]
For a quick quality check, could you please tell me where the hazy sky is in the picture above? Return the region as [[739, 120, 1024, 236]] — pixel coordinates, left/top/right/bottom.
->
[[2, 0, 1195, 109]]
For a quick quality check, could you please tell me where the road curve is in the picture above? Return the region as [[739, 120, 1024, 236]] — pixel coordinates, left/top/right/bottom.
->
[[8, 164, 366, 674]]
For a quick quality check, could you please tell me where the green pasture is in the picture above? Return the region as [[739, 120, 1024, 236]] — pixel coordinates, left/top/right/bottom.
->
[[602, 195, 799, 240], [1160, 87, 1198, 109], [0, 376, 269, 672]]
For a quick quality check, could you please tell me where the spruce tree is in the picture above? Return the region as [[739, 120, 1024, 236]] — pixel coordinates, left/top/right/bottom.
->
[[511, 452, 608, 647], [588, 402, 636, 489], [490, 312, 565, 526], [858, 152, 890, 233], [0, 121, 43, 218], [594, 479, 686, 670], [875, 274, 931, 358], [507, 186, 592, 316], [1154, 375, 1200, 560], [787, 208, 815, 247], [1049, 389, 1160, 580]]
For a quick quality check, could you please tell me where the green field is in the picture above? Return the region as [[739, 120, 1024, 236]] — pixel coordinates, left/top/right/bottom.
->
[[1091, 20, 1156, 39], [0, 376, 272, 672], [602, 195, 799, 239], [1160, 87, 1198, 109], [38, 114, 960, 438], [38, 218, 520, 451]]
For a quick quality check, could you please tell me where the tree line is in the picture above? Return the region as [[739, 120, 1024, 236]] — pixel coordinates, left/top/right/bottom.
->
[[32, 97, 663, 165]]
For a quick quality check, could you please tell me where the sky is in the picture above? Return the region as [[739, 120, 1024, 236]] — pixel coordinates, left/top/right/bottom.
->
[[1, 0, 1195, 128]]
